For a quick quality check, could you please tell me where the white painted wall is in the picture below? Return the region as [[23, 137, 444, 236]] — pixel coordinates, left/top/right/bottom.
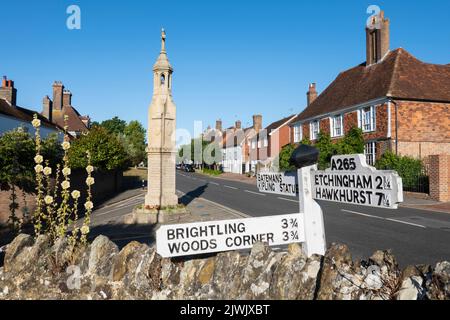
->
[[222, 145, 242, 174], [0, 114, 63, 141]]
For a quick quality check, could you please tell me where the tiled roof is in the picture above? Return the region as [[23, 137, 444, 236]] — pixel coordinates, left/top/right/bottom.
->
[[0, 98, 62, 130], [51, 105, 89, 132], [292, 48, 450, 123]]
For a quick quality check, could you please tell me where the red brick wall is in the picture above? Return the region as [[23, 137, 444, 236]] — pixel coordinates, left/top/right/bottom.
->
[[396, 101, 450, 143], [0, 189, 36, 224], [429, 154, 450, 202], [394, 101, 450, 159]]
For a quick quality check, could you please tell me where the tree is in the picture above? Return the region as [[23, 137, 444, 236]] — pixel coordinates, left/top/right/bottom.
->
[[315, 133, 334, 170], [0, 128, 35, 192], [100, 116, 127, 135], [122, 121, 147, 166], [68, 126, 129, 171], [278, 144, 296, 172], [41, 133, 64, 169], [335, 127, 364, 155]]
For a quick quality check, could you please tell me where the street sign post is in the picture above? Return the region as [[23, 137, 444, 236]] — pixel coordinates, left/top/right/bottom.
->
[[156, 213, 304, 258], [256, 172, 298, 197], [312, 154, 403, 209], [156, 147, 403, 259]]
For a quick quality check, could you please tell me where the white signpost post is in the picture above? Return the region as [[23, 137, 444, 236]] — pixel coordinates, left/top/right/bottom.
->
[[156, 153, 403, 259]]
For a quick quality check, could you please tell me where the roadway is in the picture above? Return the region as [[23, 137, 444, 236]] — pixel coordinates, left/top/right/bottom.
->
[[175, 171, 450, 267]]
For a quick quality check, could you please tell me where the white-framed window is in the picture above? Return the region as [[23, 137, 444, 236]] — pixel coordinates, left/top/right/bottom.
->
[[330, 115, 343, 137], [263, 137, 268, 147], [359, 106, 376, 132], [293, 124, 302, 143], [365, 142, 376, 166], [251, 140, 256, 149], [310, 120, 320, 140]]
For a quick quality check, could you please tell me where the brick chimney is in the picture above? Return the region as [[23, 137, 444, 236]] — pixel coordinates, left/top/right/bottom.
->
[[253, 115, 262, 132], [52, 81, 64, 111], [63, 89, 72, 107], [0, 76, 17, 106], [307, 83, 318, 107], [216, 119, 222, 132], [42, 96, 53, 122], [366, 10, 390, 66], [235, 120, 242, 129]]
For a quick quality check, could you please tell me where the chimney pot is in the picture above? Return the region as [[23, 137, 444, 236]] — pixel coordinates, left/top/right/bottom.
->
[[307, 83, 318, 107], [252, 115, 262, 132], [235, 120, 242, 129]]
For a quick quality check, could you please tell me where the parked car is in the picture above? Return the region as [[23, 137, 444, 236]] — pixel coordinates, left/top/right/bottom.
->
[[184, 164, 195, 172], [176, 164, 182, 170]]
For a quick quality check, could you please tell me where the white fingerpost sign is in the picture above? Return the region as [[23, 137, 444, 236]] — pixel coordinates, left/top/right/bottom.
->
[[298, 164, 327, 257], [156, 213, 304, 258], [156, 153, 403, 259], [256, 172, 298, 197], [312, 154, 403, 209]]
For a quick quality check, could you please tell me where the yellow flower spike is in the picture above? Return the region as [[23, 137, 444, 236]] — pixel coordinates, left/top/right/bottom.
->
[[62, 167, 71, 176], [34, 155, 44, 164], [86, 177, 95, 186], [62, 141, 71, 151], [43, 167, 52, 176], [61, 181, 70, 190], [71, 190, 81, 199], [44, 196, 53, 205]]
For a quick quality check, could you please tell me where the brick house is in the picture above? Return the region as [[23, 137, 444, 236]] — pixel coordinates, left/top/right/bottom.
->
[[249, 114, 297, 171], [41, 81, 91, 138], [289, 11, 450, 166], [220, 115, 263, 174], [0, 77, 63, 139]]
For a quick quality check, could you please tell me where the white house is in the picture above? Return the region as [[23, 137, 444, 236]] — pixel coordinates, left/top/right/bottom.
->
[[0, 77, 63, 140]]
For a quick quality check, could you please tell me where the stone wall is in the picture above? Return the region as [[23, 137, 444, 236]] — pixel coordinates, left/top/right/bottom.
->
[[0, 234, 448, 300]]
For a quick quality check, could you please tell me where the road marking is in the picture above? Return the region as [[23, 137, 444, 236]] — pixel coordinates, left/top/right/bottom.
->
[[198, 179, 207, 182], [245, 190, 266, 196], [341, 209, 426, 228], [209, 182, 220, 186], [96, 203, 139, 216], [224, 185, 238, 190], [341, 209, 384, 220], [386, 218, 426, 228], [277, 197, 298, 203]]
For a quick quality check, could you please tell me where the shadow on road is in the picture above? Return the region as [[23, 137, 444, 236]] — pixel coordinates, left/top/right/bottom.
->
[[88, 223, 157, 250], [179, 184, 208, 206]]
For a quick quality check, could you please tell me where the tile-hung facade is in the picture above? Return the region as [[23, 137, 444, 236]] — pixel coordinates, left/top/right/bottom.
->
[[290, 11, 450, 166]]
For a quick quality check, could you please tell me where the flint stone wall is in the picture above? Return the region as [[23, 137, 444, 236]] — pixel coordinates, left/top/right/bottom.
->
[[0, 234, 448, 300]]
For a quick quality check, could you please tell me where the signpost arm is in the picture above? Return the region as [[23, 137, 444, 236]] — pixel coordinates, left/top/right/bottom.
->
[[298, 165, 326, 257]]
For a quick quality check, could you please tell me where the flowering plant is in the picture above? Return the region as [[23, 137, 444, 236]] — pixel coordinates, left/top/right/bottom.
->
[[32, 114, 93, 247]]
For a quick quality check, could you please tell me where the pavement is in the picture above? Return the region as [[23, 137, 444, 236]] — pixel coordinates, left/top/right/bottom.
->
[[176, 171, 450, 267], [87, 187, 249, 249]]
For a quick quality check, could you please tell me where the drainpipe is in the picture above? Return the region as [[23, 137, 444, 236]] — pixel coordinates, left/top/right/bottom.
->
[[389, 99, 399, 155]]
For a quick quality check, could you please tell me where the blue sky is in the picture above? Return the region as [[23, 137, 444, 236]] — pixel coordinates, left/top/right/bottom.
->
[[1, 0, 449, 136]]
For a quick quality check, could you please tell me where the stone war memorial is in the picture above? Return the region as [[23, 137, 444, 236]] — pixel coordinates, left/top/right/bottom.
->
[[145, 29, 178, 208], [0, 2, 450, 308]]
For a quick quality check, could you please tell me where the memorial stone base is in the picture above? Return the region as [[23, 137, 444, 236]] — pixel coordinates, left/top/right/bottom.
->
[[124, 204, 190, 225]]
